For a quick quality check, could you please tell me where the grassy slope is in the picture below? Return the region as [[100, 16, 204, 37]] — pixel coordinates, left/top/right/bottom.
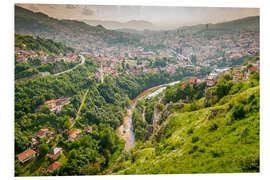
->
[[112, 86, 259, 174]]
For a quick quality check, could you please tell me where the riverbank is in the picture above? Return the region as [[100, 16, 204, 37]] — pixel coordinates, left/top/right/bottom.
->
[[118, 80, 180, 151]]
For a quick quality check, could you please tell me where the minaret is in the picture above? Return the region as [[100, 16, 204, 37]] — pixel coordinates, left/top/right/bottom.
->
[[100, 60, 104, 84]]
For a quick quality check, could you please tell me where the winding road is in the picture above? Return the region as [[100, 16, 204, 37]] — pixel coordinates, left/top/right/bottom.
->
[[54, 54, 85, 76]]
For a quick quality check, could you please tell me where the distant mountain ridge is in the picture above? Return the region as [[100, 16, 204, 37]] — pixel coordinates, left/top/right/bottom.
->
[[15, 6, 142, 51], [83, 19, 156, 30], [15, 5, 259, 52], [176, 16, 259, 32]]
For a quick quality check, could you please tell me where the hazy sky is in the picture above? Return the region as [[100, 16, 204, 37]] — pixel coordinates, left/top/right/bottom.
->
[[17, 4, 259, 28]]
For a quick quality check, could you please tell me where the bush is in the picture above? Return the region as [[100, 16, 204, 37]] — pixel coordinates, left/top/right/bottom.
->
[[187, 128, 194, 135], [209, 123, 219, 132], [216, 78, 234, 100], [239, 154, 260, 172], [192, 136, 199, 143], [231, 103, 245, 120], [38, 144, 49, 157]]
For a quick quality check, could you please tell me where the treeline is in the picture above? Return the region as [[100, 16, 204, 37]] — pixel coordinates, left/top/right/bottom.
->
[[163, 82, 207, 104], [146, 57, 177, 68], [115, 66, 210, 100]]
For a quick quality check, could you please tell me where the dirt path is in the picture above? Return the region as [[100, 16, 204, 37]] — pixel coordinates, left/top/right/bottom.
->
[[70, 88, 89, 129]]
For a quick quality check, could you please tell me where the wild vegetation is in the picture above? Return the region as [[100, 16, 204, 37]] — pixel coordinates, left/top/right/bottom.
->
[[15, 34, 74, 54], [15, 51, 210, 176], [14, 5, 260, 176], [111, 65, 260, 174]]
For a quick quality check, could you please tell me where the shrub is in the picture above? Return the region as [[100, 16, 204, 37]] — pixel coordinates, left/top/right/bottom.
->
[[216, 78, 234, 100], [231, 103, 245, 120], [239, 154, 260, 172], [192, 136, 199, 143], [187, 128, 194, 135], [156, 104, 165, 112], [209, 123, 219, 132]]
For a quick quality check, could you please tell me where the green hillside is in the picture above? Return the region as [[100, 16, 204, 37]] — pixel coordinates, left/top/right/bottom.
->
[[15, 6, 142, 51], [209, 16, 259, 31], [111, 72, 260, 174], [15, 34, 74, 54], [15, 34, 79, 80], [176, 16, 259, 32]]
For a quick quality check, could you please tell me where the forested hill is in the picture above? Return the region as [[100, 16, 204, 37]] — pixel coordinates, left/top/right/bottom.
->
[[150, 16, 260, 38], [206, 16, 259, 31], [15, 34, 74, 54], [175, 16, 259, 32], [15, 6, 142, 51]]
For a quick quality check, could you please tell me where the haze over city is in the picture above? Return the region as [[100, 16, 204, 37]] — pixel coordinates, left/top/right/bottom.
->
[[16, 4, 259, 30]]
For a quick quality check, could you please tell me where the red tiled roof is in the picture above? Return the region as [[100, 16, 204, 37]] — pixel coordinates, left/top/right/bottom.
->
[[37, 129, 49, 137], [249, 66, 257, 72], [84, 126, 93, 132], [18, 149, 36, 161], [16, 55, 25, 60], [68, 129, 81, 139], [48, 162, 62, 172], [189, 78, 197, 84]]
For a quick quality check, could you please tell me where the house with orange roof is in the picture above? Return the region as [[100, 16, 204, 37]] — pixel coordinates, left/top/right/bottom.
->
[[248, 66, 259, 73], [43, 97, 70, 112], [37, 129, 51, 139], [18, 149, 37, 163], [68, 129, 82, 142], [16, 55, 27, 63], [47, 162, 62, 173]]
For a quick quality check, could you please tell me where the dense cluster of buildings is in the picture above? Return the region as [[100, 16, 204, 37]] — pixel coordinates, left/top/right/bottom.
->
[[82, 30, 259, 68], [15, 47, 80, 64], [182, 58, 260, 87]]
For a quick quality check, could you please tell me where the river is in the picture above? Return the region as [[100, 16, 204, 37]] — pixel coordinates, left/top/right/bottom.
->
[[118, 80, 180, 151]]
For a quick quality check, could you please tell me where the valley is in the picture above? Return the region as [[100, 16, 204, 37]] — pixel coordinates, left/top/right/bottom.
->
[[14, 4, 260, 176]]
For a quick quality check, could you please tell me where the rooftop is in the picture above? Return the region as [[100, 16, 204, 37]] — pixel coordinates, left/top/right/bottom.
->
[[48, 162, 62, 172], [18, 149, 36, 162]]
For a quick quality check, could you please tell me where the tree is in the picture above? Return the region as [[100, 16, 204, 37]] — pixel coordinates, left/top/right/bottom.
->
[[64, 119, 71, 129], [216, 78, 233, 100], [38, 144, 49, 157], [231, 103, 245, 120], [39, 105, 50, 114]]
